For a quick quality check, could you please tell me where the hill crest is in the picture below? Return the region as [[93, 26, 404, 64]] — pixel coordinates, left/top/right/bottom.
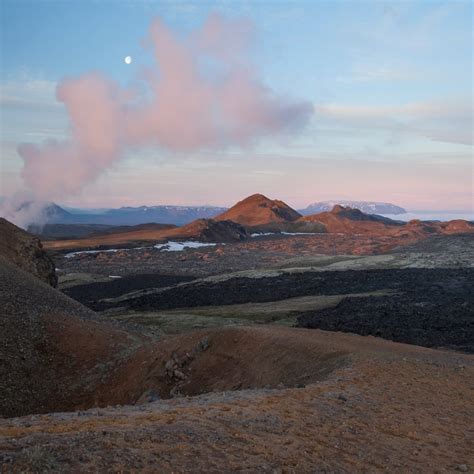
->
[[215, 194, 301, 226]]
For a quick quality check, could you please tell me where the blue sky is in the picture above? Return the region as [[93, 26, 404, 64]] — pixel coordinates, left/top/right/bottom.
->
[[0, 0, 472, 211]]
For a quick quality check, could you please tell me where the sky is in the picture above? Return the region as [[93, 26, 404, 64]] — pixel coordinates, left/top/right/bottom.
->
[[0, 0, 472, 212]]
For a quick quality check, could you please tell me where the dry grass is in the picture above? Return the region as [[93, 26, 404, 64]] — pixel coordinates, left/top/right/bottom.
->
[[112, 291, 394, 334]]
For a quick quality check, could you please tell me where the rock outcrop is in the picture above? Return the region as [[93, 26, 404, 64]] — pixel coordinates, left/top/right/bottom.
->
[[0, 218, 57, 286]]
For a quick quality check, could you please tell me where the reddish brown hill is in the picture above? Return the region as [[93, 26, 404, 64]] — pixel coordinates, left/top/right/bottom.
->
[[215, 194, 301, 226], [0, 218, 57, 286], [323, 204, 397, 222], [390, 219, 474, 239], [300, 207, 474, 238], [299, 205, 401, 235], [390, 219, 438, 239], [438, 219, 474, 234]]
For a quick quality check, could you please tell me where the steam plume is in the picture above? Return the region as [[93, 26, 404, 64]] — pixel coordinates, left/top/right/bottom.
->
[[17, 14, 312, 203]]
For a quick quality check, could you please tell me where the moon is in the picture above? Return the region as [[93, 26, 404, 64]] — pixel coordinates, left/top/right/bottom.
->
[[124, 56, 132, 65]]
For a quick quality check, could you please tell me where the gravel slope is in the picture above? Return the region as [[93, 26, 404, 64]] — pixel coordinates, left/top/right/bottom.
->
[[1, 326, 472, 473]]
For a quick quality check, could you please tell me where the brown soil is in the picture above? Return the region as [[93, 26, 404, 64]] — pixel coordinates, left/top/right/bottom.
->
[[1, 326, 472, 472]]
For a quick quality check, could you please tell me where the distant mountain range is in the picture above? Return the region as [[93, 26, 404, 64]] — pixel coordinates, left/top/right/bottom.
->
[[299, 201, 406, 215], [63, 200, 405, 225], [2, 198, 408, 228], [34, 194, 474, 250], [23, 203, 228, 226]]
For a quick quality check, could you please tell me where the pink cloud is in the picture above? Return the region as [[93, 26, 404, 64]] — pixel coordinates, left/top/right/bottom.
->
[[18, 14, 312, 201]]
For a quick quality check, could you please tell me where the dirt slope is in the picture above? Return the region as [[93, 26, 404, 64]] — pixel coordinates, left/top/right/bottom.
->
[[0, 256, 160, 418], [215, 193, 301, 226], [1, 326, 472, 472], [0, 218, 57, 286]]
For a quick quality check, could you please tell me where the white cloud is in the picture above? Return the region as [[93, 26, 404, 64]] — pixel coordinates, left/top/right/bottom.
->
[[0, 79, 59, 109], [337, 64, 417, 83], [315, 98, 473, 146]]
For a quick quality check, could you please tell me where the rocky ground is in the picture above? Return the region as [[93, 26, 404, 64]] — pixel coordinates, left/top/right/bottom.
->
[[53, 232, 474, 279], [58, 234, 474, 353], [2, 228, 473, 472]]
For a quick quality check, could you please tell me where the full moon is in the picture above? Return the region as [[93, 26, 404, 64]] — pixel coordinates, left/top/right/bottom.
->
[[124, 56, 132, 65]]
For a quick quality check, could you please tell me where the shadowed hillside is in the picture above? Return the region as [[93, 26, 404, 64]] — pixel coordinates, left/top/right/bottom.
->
[[0, 218, 57, 286]]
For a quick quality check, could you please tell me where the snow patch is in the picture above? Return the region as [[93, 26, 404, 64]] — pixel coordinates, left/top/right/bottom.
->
[[64, 241, 219, 258], [154, 241, 217, 252], [251, 232, 276, 237], [281, 232, 322, 235], [251, 232, 323, 237]]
